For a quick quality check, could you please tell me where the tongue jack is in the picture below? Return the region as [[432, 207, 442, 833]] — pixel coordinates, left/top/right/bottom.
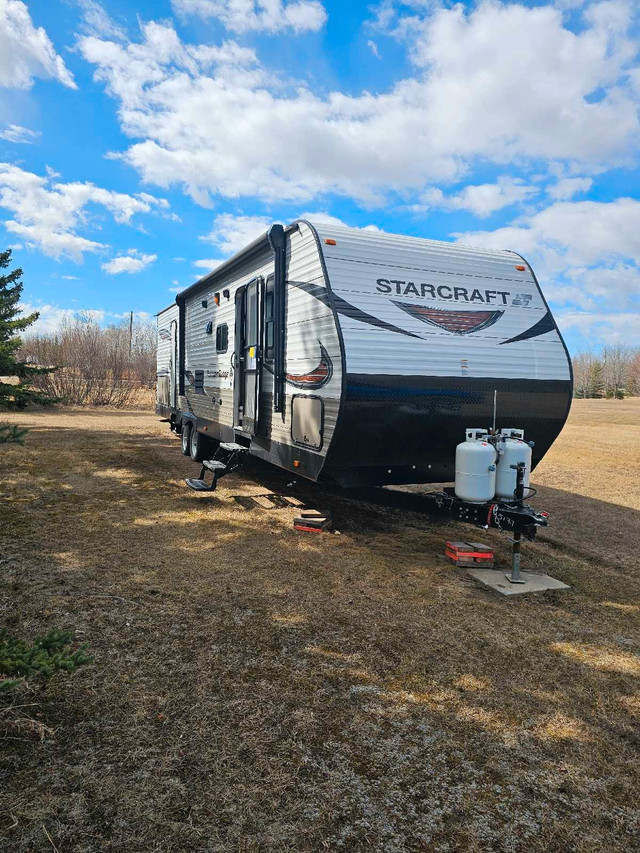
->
[[506, 461, 527, 584]]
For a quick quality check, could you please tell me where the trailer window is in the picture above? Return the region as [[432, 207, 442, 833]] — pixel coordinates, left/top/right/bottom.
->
[[216, 323, 228, 353], [264, 277, 275, 362], [194, 370, 205, 394]]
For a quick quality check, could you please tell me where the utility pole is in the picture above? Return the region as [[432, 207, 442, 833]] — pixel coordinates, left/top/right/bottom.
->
[[129, 310, 134, 357]]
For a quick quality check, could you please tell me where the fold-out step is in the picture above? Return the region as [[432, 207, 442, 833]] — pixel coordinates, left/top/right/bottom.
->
[[185, 478, 217, 492], [202, 459, 227, 471], [185, 441, 248, 493]]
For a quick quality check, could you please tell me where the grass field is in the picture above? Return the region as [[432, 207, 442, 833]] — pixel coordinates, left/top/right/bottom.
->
[[1, 399, 639, 852]]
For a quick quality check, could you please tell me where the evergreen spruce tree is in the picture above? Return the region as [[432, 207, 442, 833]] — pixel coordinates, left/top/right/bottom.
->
[[587, 361, 605, 399], [0, 249, 54, 410]]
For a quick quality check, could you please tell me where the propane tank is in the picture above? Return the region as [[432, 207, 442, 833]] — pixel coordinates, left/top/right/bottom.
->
[[495, 428, 532, 500], [454, 428, 497, 503]]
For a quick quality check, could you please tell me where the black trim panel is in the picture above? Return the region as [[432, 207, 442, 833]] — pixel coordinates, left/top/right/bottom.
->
[[323, 374, 572, 487]]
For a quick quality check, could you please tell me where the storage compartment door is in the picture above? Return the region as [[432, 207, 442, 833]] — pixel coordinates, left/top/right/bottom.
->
[[291, 395, 323, 450]]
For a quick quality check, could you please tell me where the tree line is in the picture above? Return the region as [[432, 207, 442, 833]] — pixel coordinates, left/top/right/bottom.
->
[[1, 249, 156, 411], [19, 313, 156, 407], [572, 345, 640, 399]]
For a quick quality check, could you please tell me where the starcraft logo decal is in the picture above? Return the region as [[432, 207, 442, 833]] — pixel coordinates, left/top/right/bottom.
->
[[392, 302, 504, 335], [285, 342, 333, 389]]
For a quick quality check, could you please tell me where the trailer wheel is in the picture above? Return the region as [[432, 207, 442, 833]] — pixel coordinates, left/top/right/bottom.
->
[[189, 426, 208, 463], [181, 422, 191, 455]]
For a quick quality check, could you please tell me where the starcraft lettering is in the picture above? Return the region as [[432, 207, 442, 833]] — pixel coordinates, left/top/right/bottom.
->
[[375, 278, 526, 305]]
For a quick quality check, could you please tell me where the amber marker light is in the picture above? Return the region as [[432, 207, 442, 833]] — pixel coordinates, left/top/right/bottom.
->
[[324, 238, 336, 245], [214, 292, 220, 305], [293, 460, 300, 467], [515, 264, 526, 271]]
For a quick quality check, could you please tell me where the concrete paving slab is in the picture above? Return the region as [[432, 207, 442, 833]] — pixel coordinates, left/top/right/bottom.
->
[[467, 568, 570, 596]]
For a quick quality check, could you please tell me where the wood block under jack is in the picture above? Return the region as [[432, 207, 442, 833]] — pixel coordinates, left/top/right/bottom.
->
[[293, 511, 332, 533], [445, 540, 494, 568]]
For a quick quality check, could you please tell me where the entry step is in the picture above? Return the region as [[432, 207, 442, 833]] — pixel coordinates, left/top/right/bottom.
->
[[202, 460, 227, 471], [220, 442, 248, 452], [185, 478, 216, 492]]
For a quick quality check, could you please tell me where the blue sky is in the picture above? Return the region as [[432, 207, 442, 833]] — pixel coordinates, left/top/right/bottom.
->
[[0, 0, 638, 352]]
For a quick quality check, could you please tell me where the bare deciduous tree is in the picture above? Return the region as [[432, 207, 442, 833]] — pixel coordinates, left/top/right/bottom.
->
[[571, 345, 639, 398], [602, 343, 634, 398], [19, 313, 156, 407]]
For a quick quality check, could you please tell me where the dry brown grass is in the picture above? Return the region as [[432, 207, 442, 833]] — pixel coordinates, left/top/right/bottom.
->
[[0, 400, 638, 852], [534, 398, 640, 510]]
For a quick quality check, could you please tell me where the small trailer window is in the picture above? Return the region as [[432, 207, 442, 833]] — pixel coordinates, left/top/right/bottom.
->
[[264, 277, 275, 362], [194, 370, 205, 394], [216, 324, 228, 353]]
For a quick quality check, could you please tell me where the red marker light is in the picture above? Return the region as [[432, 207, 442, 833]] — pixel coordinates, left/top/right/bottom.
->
[[515, 264, 526, 271]]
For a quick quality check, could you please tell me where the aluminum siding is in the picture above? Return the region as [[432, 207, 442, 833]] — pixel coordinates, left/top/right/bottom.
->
[[308, 222, 571, 485], [156, 304, 178, 409], [179, 223, 341, 479], [313, 225, 570, 381]]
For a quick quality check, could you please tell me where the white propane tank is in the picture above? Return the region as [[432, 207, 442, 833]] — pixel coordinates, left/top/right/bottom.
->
[[495, 428, 532, 500], [454, 429, 497, 503]]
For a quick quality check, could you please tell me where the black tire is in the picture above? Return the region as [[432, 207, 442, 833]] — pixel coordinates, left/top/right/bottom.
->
[[189, 426, 208, 463], [181, 421, 191, 455]]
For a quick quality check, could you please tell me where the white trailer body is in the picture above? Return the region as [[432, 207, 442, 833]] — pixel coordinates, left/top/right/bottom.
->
[[156, 221, 572, 487]]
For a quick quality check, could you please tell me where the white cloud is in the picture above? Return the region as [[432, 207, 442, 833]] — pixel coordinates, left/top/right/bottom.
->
[[0, 163, 170, 261], [555, 310, 640, 346], [0, 123, 40, 143], [367, 39, 380, 58], [77, 4, 640, 205], [61, 274, 79, 280], [547, 176, 594, 200], [0, 0, 76, 89], [200, 213, 272, 255], [298, 211, 382, 231], [171, 0, 327, 34], [19, 302, 105, 335], [102, 250, 156, 274], [19, 303, 154, 335], [420, 177, 538, 218], [544, 263, 640, 311], [193, 258, 223, 270], [199, 211, 383, 262], [455, 197, 640, 338], [459, 198, 640, 270], [77, 0, 127, 40]]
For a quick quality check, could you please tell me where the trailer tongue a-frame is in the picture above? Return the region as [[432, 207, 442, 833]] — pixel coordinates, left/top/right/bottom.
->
[[156, 220, 572, 565]]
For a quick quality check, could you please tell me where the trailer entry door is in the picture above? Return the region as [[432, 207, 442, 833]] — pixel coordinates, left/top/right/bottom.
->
[[169, 319, 177, 409], [233, 277, 263, 434]]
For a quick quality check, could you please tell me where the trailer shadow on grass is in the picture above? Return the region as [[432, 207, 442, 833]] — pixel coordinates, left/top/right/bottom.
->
[[1, 411, 639, 852]]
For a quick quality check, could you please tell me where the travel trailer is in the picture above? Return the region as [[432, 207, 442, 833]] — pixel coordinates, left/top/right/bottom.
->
[[156, 220, 572, 490]]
